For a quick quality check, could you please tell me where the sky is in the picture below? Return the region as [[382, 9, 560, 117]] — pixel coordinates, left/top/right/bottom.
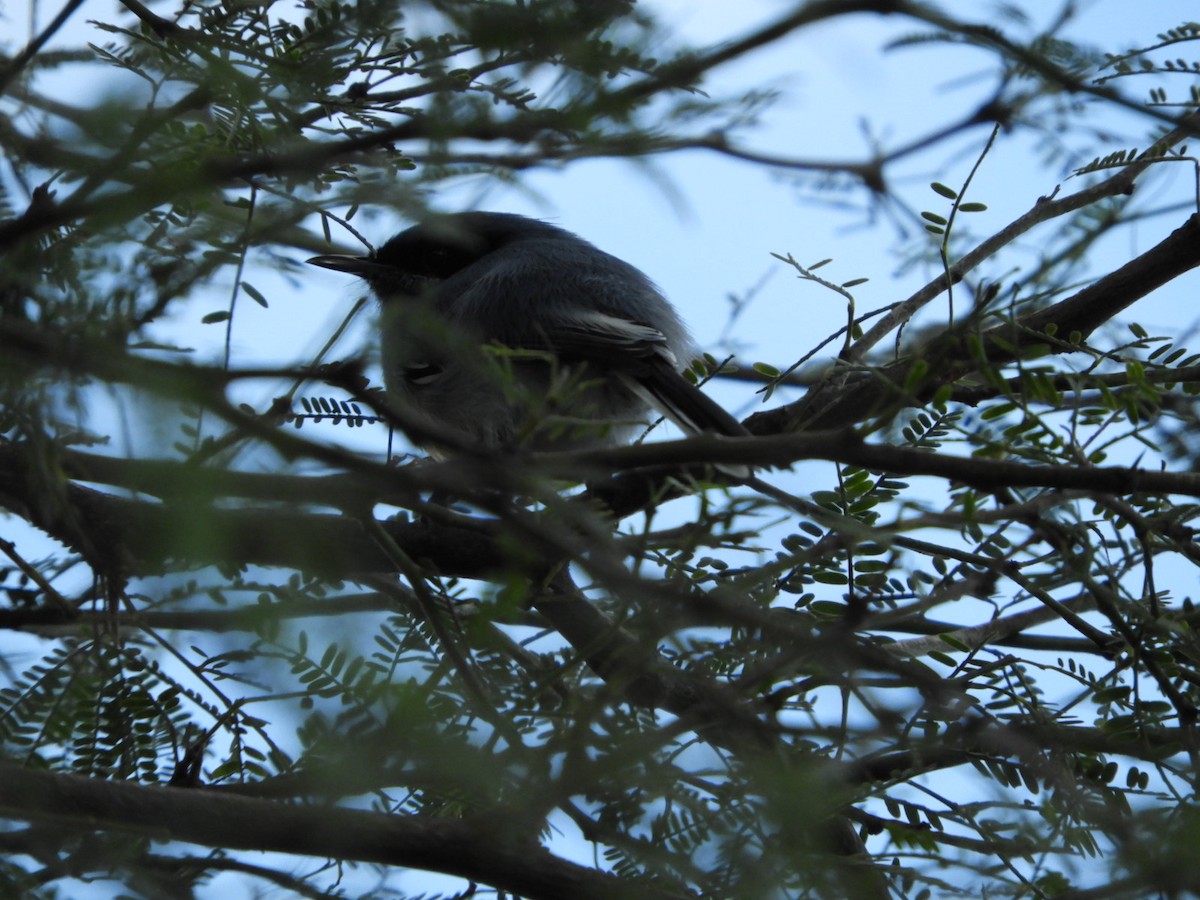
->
[[6, 0, 1200, 896]]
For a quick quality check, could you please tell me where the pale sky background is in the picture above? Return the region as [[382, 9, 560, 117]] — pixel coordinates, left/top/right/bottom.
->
[[6, 0, 1200, 896]]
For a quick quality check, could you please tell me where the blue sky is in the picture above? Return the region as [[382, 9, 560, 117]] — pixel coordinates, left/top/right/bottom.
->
[[6, 0, 1200, 896]]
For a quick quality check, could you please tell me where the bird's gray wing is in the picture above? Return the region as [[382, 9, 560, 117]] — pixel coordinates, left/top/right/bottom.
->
[[537, 310, 750, 439]]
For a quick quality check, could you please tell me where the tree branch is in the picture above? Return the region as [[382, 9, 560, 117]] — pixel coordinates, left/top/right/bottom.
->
[[0, 761, 683, 900], [747, 211, 1200, 435]]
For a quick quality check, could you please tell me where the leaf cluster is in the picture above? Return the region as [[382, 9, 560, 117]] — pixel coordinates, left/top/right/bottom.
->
[[5, 3, 1200, 899]]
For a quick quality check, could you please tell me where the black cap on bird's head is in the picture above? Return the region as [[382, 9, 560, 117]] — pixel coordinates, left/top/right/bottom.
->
[[307, 212, 570, 297]]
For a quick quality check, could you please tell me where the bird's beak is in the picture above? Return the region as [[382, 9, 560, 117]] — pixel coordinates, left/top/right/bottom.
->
[[306, 254, 389, 277]]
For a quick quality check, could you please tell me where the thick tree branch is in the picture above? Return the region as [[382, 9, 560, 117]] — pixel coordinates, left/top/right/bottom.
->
[[0, 761, 683, 900], [10, 428, 1200, 588]]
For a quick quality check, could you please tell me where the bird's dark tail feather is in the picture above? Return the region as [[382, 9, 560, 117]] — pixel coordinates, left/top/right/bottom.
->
[[621, 362, 750, 439]]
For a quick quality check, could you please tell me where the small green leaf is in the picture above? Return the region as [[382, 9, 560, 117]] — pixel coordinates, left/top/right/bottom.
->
[[958, 202, 988, 212], [921, 211, 948, 225], [939, 633, 971, 652], [809, 599, 847, 614], [981, 402, 1016, 420], [202, 310, 231, 324], [1094, 686, 1132, 703], [241, 281, 269, 308], [320, 643, 338, 669], [931, 182, 958, 199], [812, 571, 849, 585]]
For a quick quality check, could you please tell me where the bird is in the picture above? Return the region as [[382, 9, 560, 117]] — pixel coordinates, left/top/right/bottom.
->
[[307, 211, 749, 456]]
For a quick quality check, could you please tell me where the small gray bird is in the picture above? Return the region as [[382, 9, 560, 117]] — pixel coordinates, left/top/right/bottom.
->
[[308, 211, 748, 454]]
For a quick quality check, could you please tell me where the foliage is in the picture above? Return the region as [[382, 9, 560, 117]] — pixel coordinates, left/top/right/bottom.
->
[[2, 1, 1200, 898]]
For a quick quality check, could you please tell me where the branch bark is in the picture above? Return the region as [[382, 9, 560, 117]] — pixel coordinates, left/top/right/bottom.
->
[[0, 761, 684, 900]]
